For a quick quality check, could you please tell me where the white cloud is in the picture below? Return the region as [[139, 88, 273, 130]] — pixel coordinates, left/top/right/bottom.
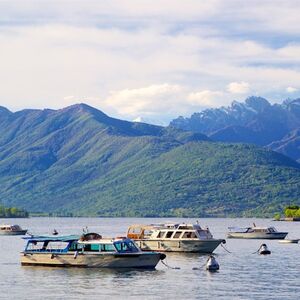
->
[[187, 90, 223, 107], [0, 1, 300, 123], [105, 85, 229, 121], [227, 82, 250, 94], [105, 84, 184, 117], [286, 87, 298, 93]]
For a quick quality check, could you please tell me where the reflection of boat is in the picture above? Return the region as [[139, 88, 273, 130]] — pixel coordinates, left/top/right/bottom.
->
[[21, 233, 166, 269], [0, 224, 27, 235], [227, 224, 288, 239], [127, 223, 225, 253]]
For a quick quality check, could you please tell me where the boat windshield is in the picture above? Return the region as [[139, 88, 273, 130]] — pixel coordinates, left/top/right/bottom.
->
[[114, 240, 139, 253], [182, 231, 197, 238], [11, 225, 22, 230]]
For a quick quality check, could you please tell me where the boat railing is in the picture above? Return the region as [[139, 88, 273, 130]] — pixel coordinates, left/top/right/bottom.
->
[[25, 248, 69, 253]]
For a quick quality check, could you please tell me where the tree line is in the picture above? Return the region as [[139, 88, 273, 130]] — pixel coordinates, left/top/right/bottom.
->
[[0, 205, 29, 218], [284, 205, 300, 218]]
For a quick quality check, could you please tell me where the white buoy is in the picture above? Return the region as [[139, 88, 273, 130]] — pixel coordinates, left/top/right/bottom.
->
[[206, 255, 219, 271], [259, 243, 271, 255]]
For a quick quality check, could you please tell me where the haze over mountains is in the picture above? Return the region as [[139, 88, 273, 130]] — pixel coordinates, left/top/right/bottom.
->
[[171, 97, 300, 162], [0, 103, 299, 217]]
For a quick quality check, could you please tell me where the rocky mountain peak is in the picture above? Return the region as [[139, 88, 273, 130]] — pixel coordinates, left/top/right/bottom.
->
[[244, 96, 270, 112]]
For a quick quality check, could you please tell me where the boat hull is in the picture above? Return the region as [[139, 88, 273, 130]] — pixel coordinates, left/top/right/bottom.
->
[[134, 239, 224, 253], [279, 239, 299, 244], [227, 232, 288, 239], [20, 252, 162, 269], [0, 230, 27, 236]]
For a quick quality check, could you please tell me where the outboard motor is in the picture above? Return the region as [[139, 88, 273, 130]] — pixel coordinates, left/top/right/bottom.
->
[[206, 255, 219, 271], [259, 243, 271, 255]]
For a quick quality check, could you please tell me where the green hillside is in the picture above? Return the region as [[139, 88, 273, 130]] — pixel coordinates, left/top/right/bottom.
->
[[0, 104, 299, 217]]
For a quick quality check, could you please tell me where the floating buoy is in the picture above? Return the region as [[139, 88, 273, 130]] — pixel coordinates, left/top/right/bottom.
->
[[259, 243, 271, 255], [206, 255, 219, 271]]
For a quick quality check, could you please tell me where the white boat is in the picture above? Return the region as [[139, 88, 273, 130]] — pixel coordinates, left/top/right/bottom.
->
[[21, 233, 166, 269], [0, 224, 27, 235], [127, 223, 225, 253], [278, 239, 299, 244], [227, 224, 288, 239]]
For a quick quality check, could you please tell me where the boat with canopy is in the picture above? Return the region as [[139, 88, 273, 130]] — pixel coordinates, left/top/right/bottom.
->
[[21, 233, 166, 269]]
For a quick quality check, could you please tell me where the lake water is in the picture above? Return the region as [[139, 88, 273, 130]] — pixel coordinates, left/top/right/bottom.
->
[[0, 217, 299, 299]]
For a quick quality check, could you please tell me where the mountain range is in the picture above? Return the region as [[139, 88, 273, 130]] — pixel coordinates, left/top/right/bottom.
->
[[0, 103, 299, 217], [170, 97, 300, 162]]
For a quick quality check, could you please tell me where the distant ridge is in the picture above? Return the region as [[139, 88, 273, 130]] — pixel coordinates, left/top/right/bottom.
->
[[170, 96, 300, 161], [0, 103, 299, 217]]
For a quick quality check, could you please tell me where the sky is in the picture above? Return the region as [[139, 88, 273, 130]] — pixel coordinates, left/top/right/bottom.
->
[[1, 0, 300, 124]]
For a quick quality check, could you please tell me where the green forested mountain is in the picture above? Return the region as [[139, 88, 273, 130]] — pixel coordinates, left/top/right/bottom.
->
[[0, 104, 299, 217]]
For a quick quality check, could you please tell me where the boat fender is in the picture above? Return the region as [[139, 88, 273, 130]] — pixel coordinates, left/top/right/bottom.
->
[[74, 251, 78, 259], [206, 255, 219, 271], [50, 254, 57, 259], [259, 244, 271, 255]]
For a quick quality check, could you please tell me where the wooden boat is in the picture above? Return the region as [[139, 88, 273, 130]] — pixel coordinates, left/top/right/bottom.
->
[[20, 233, 166, 269], [127, 223, 225, 253], [227, 224, 288, 239], [0, 224, 27, 235]]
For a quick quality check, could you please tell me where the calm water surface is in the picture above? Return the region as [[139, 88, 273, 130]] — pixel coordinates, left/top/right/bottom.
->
[[0, 217, 299, 299]]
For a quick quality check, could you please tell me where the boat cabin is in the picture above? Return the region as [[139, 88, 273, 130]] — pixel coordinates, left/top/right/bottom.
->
[[23, 234, 140, 254], [127, 223, 213, 240], [228, 226, 278, 234], [250, 227, 278, 233], [0, 224, 23, 231]]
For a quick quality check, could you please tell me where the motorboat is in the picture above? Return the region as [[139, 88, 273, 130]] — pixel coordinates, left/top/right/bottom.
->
[[0, 224, 27, 235], [278, 239, 299, 244], [20, 233, 166, 269], [227, 224, 288, 239], [127, 222, 225, 253]]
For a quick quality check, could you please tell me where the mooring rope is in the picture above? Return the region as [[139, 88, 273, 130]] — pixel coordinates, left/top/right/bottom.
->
[[160, 259, 180, 270], [192, 261, 207, 270], [221, 243, 233, 253]]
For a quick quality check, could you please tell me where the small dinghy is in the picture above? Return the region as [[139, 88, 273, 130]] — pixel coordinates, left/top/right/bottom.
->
[[206, 255, 219, 271], [259, 243, 271, 255]]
